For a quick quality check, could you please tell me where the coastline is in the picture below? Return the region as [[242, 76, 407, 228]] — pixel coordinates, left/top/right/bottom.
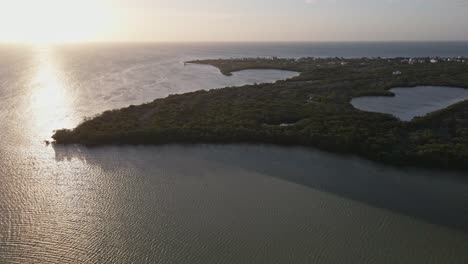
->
[[53, 57, 468, 171]]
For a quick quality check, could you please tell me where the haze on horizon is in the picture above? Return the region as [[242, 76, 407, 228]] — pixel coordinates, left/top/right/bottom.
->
[[0, 0, 467, 43]]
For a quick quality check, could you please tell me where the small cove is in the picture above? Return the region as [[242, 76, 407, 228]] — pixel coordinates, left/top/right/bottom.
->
[[351, 86, 468, 121]]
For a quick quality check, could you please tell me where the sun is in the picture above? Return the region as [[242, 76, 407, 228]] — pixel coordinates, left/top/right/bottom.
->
[[0, 0, 111, 43]]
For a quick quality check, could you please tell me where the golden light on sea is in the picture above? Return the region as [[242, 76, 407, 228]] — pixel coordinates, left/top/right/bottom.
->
[[28, 47, 76, 140]]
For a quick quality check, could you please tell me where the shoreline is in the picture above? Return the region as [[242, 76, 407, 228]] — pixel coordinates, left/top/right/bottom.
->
[[53, 57, 468, 171]]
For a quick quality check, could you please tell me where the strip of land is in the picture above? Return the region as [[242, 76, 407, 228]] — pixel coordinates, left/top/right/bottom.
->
[[53, 57, 468, 170]]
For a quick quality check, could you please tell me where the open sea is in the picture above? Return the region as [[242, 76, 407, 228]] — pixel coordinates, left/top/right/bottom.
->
[[1, 42, 468, 263]]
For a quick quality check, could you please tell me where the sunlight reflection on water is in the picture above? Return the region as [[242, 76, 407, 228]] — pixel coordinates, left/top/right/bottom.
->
[[27, 47, 77, 140]]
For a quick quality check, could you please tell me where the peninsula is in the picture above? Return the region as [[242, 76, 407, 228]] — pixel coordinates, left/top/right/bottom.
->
[[53, 57, 468, 170]]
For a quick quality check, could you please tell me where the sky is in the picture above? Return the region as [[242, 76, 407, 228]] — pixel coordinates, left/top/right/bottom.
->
[[0, 0, 467, 43]]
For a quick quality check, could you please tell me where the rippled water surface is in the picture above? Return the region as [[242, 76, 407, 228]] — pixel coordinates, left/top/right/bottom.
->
[[351, 86, 468, 121], [1, 43, 468, 263]]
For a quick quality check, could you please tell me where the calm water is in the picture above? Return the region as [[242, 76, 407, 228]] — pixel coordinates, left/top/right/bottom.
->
[[1, 43, 468, 263], [351, 86, 468, 121]]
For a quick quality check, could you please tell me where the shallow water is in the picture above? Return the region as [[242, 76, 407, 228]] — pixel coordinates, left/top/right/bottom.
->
[[351, 86, 468, 121], [1, 43, 468, 263]]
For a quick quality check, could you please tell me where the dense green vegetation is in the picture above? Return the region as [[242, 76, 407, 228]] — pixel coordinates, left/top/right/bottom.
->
[[53, 57, 468, 170]]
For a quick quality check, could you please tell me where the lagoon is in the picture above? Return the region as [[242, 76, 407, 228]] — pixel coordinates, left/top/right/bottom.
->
[[351, 86, 468, 121]]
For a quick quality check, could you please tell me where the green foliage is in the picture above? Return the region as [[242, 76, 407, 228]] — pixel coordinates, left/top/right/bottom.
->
[[53, 57, 468, 170]]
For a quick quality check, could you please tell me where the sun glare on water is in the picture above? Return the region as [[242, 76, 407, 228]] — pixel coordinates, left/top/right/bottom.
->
[[28, 47, 76, 139], [0, 0, 111, 43]]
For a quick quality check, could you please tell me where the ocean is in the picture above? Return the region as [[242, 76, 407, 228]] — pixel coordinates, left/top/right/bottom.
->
[[1, 42, 468, 263]]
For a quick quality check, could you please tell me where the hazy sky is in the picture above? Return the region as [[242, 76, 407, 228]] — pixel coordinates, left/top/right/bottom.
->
[[1, 0, 467, 42]]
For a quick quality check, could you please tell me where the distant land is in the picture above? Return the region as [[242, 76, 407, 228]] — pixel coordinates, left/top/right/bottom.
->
[[53, 57, 468, 170]]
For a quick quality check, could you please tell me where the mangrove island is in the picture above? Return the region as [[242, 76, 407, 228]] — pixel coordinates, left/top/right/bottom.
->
[[53, 57, 468, 170]]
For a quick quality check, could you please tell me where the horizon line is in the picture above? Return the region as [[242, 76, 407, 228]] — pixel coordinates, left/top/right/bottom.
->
[[2, 40, 468, 45]]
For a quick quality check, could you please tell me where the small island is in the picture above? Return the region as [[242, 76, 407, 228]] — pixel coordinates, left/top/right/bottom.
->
[[53, 57, 468, 170]]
